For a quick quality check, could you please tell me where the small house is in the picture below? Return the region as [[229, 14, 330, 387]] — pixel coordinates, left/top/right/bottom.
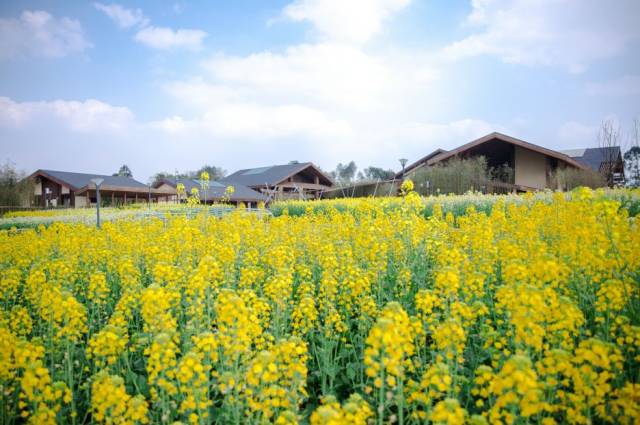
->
[[28, 169, 175, 208], [223, 162, 333, 200], [153, 178, 267, 208]]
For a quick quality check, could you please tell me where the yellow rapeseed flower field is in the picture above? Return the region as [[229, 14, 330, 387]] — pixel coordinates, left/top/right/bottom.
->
[[1, 187, 639, 424]]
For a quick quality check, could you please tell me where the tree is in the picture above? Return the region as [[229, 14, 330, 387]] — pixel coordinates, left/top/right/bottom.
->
[[360, 166, 395, 181], [624, 118, 640, 187], [148, 165, 226, 187], [149, 172, 174, 186], [624, 146, 640, 187], [114, 164, 133, 178], [333, 161, 357, 184], [0, 161, 34, 206], [598, 120, 622, 186], [193, 165, 226, 181]]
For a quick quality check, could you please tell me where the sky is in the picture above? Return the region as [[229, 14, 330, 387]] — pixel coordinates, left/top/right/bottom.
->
[[0, 0, 639, 183]]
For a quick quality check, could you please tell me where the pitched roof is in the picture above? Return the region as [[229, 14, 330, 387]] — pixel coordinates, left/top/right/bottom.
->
[[156, 178, 267, 202], [560, 147, 622, 171], [30, 169, 150, 191], [223, 162, 333, 187], [415, 132, 586, 171]]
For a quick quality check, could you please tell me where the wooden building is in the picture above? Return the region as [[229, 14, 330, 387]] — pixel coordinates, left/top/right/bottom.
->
[[28, 169, 174, 208], [153, 178, 267, 207], [223, 162, 333, 200], [398, 132, 587, 191]]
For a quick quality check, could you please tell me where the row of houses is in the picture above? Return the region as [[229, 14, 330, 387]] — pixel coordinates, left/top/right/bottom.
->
[[28, 132, 624, 208], [30, 162, 334, 208]]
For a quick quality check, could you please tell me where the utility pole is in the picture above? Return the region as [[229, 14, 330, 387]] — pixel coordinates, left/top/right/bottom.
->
[[90, 178, 104, 228]]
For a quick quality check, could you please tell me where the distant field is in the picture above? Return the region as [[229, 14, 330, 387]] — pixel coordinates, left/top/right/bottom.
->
[[0, 187, 638, 424]]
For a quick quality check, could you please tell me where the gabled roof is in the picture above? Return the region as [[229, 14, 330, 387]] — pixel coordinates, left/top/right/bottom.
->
[[428, 132, 587, 169], [560, 146, 622, 171], [223, 162, 333, 187], [404, 132, 587, 174], [156, 178, 267, 202], [29, 169, 159, 193]]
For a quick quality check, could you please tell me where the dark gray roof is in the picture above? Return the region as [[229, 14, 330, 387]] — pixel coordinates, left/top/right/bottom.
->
[[562, 147, 622, 171], [222, 162, 332, 187], [161, 178, 266, 202], [36, 169, 148, 190]]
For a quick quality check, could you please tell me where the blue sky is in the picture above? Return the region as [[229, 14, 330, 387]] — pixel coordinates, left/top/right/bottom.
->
[[1, 0, 639, 182]]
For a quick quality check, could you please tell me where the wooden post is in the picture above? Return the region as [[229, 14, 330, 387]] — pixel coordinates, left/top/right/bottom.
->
[[135, 193, 138, 203], [124, 192, 127, 205], [112, 192, 115, 207]]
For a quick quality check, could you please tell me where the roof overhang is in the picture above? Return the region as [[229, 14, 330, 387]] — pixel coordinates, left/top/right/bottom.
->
[[27, 170, 79, 191], [75, 185, 174, 195], [273, 162, 334, 187]]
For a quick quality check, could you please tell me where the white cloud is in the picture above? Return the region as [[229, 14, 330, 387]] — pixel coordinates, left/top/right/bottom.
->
[[282, 0, 411, 43], [134, 26, 207, 50], [444, 0, 640, 73], [151, 103, 353, 142], [94, 3, 148, 29], [202, 43, 398, 108], [94, 3, 206, 51], [0, 10, 91, 59], [0, 96, 134, 132], [586, 75, 640, 97]]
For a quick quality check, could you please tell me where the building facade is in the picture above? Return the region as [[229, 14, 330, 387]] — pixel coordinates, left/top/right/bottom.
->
[[399, 132, 588, 191], [223, 162, 333, 200], [29, 170, 174, 208], [153, 178, 267, 207]]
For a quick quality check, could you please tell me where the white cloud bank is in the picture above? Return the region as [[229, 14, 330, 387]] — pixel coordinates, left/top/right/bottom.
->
[[0, 96, 134, 132], [283, 0, 412, 44], [444, 0, 640, 73], [134, 26, 207, 50], [0, 10, 91, 59], [94, 3, 207, 50], [93, 3, 148, 29], [2, 0, 505, 179]]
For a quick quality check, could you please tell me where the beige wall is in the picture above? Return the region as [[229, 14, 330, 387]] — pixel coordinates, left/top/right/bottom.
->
[[34, 181, 42, 196], [75, 195, 87, 208], [514, 146, 548, 189], [61, 185, 70, 195]]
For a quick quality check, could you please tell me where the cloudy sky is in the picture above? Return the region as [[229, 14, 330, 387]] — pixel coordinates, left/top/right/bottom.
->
[[1, 0, 639, 182]]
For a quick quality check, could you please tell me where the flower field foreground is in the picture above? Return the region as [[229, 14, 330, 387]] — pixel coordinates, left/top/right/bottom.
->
[[1, 188, 639, 424]]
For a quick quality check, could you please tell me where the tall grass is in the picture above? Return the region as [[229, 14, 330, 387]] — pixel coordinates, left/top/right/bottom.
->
[[410, 157, 514, 195], [551, 167, 607, 190]]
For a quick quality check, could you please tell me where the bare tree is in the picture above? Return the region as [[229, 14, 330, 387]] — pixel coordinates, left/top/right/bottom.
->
[[598, 119, 623, 186]]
